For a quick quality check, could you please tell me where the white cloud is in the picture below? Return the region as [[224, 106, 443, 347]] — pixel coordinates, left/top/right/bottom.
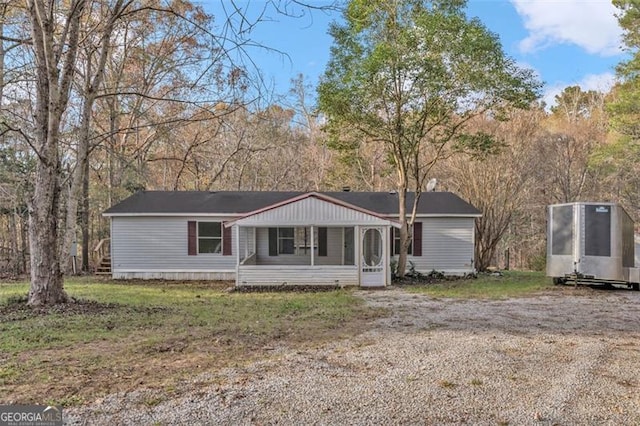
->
[[580, 72, 617, 91], [511, 0, 623, 56], [543, 72, 617, 108]]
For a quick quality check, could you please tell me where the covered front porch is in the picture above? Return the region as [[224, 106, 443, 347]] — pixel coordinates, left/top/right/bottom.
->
[[227, 193, 399, 287]]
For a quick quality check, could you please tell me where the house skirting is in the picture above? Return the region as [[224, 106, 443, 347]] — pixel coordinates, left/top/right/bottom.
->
[[112, 270, 235, 281], [237, 265, 360, 287]]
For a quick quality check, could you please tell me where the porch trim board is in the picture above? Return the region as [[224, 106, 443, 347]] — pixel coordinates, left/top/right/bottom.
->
[[237, 265, 359, 287]]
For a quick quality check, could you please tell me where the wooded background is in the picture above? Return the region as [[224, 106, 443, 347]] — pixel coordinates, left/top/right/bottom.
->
[[1, 0, 639, 281]]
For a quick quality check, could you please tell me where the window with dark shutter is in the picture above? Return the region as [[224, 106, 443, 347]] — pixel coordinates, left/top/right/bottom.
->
[[413, 222, 422, 257], [268, 226, 322, 256], [318, 227, 327, 257], [188, 221, 197, 256], [222, 225, 232, 256], [393, 226, 413, 255]]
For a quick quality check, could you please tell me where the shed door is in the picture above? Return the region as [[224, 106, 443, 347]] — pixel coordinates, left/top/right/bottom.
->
[[584, 205, 611, 257], [361, 227, 385, 287]]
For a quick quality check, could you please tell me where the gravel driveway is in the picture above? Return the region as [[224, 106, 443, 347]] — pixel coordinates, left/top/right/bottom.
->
[[66, 286, 640, 425]]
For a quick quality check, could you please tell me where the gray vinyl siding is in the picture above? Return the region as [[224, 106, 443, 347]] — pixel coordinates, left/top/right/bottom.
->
[[234, 196, 393, 226], [111, 216, 238, 272], [394, 217, 475, 274], [255, 227, 345, 266]]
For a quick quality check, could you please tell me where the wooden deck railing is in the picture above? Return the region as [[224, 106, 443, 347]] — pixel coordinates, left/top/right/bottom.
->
[[92, 238, 111, 266]]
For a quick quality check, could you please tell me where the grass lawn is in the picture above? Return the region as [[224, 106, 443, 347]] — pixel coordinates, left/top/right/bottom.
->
[[0, 278, 383, 406], [404, 270, 553, 299]]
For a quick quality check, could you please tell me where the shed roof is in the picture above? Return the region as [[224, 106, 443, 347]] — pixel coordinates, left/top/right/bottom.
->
[[103, 190, 481, 217]]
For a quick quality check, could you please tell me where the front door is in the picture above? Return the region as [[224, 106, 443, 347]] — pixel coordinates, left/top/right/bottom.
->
[[361, 227, 385, 287]]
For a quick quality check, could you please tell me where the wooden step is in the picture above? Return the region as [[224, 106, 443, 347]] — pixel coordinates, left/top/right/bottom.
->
[[96, 256, 112, 275]]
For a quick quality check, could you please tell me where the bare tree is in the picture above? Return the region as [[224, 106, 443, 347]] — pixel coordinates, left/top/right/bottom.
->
[[443, 109, 542, 271], [26, 0, 87, 305], [536, 87, 607, 204], [60, 0, 129, 274]]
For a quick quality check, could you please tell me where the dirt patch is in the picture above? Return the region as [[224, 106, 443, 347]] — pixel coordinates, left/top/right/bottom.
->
[[98, 279, 234, 290], [359, 284, 640, 335], [0, 297, 170, 321], [1, 289, 380, 407]]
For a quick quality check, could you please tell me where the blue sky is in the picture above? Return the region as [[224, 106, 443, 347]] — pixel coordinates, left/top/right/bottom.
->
[[203, 0, 626, 108]]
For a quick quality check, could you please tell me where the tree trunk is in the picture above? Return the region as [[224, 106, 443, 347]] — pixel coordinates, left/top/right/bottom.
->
[[9, 210, 18, 275], [28, 160, 68, 305], [81, 158, 90, 271], [108, 97, 116, 207], [60, 97, 91, 274], [396, 186, 409, 278], [20, 211, 28, 274], [59, 182, 74, 274], [27, 0, 86, 305]]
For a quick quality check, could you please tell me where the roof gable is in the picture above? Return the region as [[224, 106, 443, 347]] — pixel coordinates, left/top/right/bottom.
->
[[228, 192, 400, 227]]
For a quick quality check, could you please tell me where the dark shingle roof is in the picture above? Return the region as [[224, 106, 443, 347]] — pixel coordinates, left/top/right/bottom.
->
[[103, 191, 480, 216]]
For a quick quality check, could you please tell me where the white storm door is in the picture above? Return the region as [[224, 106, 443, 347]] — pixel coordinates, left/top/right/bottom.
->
[[361, 226, 385, 287]]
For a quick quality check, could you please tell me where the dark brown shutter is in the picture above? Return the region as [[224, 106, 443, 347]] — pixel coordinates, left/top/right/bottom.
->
[[188, 221, 197, 256], [222, 224, 232, 256], [268, 227, 278, 256], [413, 222, 422, 257], [318, 227, 327, 257]]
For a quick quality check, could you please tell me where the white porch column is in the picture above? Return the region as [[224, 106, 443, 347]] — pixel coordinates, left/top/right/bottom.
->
[[341, 227, 344, 266], [235, 225, 240, 283], [355, 225, 361, 284], [253, 227, 257, 256], [310, 225, 315, 266], [244, 227, 249, 260], [384, 226, 390, 285]]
